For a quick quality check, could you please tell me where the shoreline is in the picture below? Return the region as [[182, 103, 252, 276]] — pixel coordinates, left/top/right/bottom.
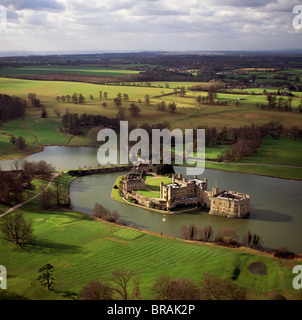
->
[[1, 144, 302, 181], [91, 211, 302, 259]]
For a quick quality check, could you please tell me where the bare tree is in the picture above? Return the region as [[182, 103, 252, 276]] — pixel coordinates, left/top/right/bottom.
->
[[110, 267, 137, 300], [167, 277, 200, 300], [0, 212, 34, 248], [151, 275, 172, 300], [215, 228, 239, 245], [151, 276, 199, 300], [197, 225, 214, 242], [200, 272, 247, 300], [77, 280, 114, 300]]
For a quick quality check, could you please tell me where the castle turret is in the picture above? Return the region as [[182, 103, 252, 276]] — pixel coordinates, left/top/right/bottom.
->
[[160, 181, 164, 199], [212, 186, 219, 196]]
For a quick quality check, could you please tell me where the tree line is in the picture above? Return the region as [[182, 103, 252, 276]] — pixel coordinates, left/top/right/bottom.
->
[[77, 268, 249, 300], [61, 112, 120, 135], [179, 224, 261, 248], [0, 94, 27, 124]]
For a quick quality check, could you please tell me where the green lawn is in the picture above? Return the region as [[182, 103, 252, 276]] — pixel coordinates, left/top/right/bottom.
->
[[0, 177, 300, 300], [240, 137, 302, 167], [145, 177, 172, 191], [137, 190, 161, 198]]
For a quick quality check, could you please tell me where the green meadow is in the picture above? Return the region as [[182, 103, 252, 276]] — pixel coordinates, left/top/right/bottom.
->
[[0, 77, 302, 179], [0, 175, 300, 300], [239, 137, 302, 167], [0, 65, 140, 78]]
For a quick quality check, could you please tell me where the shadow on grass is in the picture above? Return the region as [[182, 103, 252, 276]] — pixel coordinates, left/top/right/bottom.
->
[[31, 238, 82, 254]]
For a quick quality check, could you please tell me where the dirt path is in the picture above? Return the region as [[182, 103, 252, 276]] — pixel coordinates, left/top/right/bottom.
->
[[22, 117, 38, 144], [0, 172, 62, 218]]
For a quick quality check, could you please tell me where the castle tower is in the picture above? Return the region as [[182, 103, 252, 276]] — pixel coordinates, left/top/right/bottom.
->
[[160, 181, 164, 199], [168, 185, 173, 201], [212, 186, 219, 196], [204, 178, 208, 190]]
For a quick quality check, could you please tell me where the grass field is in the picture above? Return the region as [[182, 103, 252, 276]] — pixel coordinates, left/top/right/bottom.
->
[[1, 77, 302, 179], [239, 137, 302, 167], [0, 65, 140, 78], [0, 173, 300, 300]]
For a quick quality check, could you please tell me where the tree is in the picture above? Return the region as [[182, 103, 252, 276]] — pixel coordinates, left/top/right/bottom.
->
[[16, 136, 26, 150], [78, 93, 85, 104], [116, 107, 126, 120], [197, 225, 213, 242], [123, 93, 129, 101], [9, 135, 17, 145], [144, 94, 150, 106], [113, 97, 122, 108], [128, 103, 141, 117], [150, 275, 172, 300], [243, 230, 261, 248], [168, 102, 177, 113], [39, 186, 55, 209], [157, 101, 166, 112], [28, 93, 37, 105], [151, 275, 199, 300], [0, 212, 34, 248], [53, 108, 60, 118], [200, 272, 247, 300], [109, 267, 137, 300], [41, 107, 48, 118], [166, 277, 200, 300], [77, 280, 113, 300], [215, 228, 239, 245], [37, 264, 55, 290], [179, 86, 186, 97]]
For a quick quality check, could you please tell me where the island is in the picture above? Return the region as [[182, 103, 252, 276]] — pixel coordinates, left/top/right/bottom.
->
[[118, 163, 250, 218]]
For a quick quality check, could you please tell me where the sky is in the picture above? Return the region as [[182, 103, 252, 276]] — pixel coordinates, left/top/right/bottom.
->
[[0, 0, 301, 53]]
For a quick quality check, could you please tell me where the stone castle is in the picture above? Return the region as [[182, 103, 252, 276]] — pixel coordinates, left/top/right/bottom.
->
[[120, 170, 250, 219]]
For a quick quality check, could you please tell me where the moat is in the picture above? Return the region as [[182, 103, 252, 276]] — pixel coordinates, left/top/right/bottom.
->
[[0, 146, 301, 253], [70, 167, 302, 253]]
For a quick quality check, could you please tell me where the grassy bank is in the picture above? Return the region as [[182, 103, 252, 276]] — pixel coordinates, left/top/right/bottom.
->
[[0, 173, 300, 300]]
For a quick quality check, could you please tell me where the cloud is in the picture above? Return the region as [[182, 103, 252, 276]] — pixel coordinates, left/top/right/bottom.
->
[[2, 0, 65, 11], [0, 0, 301, 52]]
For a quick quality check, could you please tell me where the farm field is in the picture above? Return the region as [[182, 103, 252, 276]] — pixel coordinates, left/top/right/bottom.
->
[[0, 65, 140, 78], [0, 173, 300, 300], [1, 77, 302, 179]]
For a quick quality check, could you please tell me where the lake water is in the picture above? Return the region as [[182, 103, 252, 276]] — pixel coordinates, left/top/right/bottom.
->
[[70, 167, 302, 253], [1, 146, 301, 253]]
